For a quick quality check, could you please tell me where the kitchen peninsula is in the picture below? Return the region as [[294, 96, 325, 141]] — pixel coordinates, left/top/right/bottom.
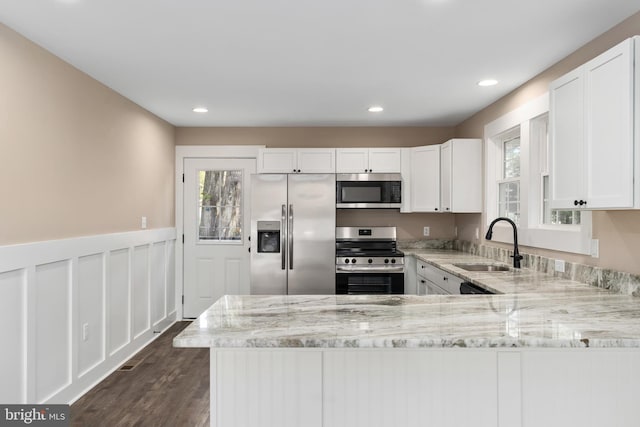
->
[[174, 250, 640, 427]]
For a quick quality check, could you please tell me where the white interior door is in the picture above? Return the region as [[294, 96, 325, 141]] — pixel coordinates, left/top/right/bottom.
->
[[183, 158, 255, 318]]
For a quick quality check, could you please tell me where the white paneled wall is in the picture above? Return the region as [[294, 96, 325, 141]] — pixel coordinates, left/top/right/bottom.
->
[[0, 228, 176, 404]]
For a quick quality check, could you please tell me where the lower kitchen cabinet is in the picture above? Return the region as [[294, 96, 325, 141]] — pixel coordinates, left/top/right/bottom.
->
[[416, 258, 460, 294], [210, 348, 640, 427]]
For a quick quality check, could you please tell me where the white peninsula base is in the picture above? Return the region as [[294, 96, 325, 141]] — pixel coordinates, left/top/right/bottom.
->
[[210, 347, 640, 427]]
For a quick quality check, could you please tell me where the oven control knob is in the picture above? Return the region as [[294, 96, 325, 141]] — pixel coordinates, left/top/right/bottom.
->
[[384, 258, 389, 264], [368, 258, 373, 264], [344, 258, 350, 264], [351, 258, 357, 264], [391, 259, 396, 264]]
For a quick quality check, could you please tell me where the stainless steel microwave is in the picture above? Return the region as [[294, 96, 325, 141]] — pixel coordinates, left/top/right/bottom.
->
[[336, 173, 402, 208]]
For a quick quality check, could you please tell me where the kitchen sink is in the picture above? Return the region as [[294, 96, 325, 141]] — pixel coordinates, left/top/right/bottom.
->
[[453, 263, 511, 272]]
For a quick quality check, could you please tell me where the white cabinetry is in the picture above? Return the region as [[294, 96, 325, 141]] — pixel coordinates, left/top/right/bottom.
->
[[550, 36, 639, 209], [416, 259, 460, 295], [257, 148, 335, 173], [440, 139, 482, 212], [410, 145, 441, 212], [336, 148, 401, 173]]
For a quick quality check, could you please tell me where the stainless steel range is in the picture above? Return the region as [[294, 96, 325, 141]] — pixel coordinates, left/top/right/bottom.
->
[[335, 226, 405, 294]]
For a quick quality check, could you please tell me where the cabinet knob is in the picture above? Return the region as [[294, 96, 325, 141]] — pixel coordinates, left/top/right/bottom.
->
[[443, 277, 448, 281], [434, 208, 438, 211], [574, 200, 579, 206], [293, 169, 297, 172], [420, 280, 426, 283]]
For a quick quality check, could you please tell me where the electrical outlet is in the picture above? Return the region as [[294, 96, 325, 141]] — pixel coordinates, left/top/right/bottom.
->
[[554, 259, 565, 273], [423, 226, 430, 237], [141, 216, 147, 229], [82, 323, 89, 341]]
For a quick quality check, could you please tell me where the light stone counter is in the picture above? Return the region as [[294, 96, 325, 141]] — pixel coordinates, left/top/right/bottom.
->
[[174, 250, 640, 349], [175, 250, 640, 427]]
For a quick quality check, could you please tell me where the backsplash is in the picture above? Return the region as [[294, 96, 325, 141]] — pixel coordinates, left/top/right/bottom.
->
[[453, 240, 640, 297]]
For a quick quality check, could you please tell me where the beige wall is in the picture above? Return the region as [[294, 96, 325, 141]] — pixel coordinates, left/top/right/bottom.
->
[[454, 11, 640, 275], [0, 23, 175, 245], [176, 126, 455, 148], [337, 210, 455, 241]]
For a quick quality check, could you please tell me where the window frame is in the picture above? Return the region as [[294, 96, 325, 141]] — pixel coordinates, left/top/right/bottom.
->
[[484, 93, 592, 255]]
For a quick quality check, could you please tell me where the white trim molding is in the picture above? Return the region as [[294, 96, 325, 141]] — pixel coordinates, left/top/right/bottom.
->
[[0, 228, 177, 404]]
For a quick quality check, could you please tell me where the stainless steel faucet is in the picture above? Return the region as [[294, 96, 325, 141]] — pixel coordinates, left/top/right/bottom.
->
[[485, 217, 523, 268]]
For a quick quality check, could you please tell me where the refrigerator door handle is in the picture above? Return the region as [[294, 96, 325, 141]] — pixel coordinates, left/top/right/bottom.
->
[[288, 204, 294, 270], [281, 204, 287, 270]]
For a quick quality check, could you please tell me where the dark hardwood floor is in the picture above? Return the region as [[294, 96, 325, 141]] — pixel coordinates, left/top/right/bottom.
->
[[71, 322, 210, 427]]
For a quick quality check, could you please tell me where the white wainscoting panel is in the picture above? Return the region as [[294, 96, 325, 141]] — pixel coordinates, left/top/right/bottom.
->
[[132, 245, 150, 339], [77, 254, 105, 377], [151, 242, 166, 327], [166, 240, 176, 318], [108, 249, 130, 356], [323, 350, 498, 427], [0, 228, 176, 404], [213, 350, 323, 427], [521, 350, 640, 427], [0, 269, 26, 403], [34, 261, 72, 402]]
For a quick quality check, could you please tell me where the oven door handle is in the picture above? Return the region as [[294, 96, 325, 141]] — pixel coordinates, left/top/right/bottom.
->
[[336, 266, 405, 274]]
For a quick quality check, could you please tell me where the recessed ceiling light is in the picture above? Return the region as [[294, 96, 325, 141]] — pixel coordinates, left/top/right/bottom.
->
[[478, 79, 498, 87], [192, 107, 208, 113], [368, 106, 384, 113]]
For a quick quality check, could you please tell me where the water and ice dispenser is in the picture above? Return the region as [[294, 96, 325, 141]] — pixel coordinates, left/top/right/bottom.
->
[[256, 221, 281, 253]]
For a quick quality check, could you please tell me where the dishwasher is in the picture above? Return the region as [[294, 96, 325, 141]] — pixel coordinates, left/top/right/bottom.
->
[[459, 282, 494, 295]]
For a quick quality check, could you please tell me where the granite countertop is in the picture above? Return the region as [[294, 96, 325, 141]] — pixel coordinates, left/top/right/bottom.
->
[[174, 250, 640, 349]]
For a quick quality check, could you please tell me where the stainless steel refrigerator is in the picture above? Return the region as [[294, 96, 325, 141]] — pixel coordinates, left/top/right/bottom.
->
[[250, 174, 335, 294]]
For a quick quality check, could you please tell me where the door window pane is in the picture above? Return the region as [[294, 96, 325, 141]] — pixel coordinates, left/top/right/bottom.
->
[[198, 170, 242, 241]]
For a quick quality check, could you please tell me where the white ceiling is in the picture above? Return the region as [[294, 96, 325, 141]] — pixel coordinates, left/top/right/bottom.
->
[[1, 1, 639, 127]]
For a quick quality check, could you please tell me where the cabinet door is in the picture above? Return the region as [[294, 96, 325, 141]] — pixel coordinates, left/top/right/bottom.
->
[[257, 148, 297, 173], [336, 148, 369, 173], [440, 142, 452, 212], [448, 139, 482, 213], [411, 145, 440, 212], [297, 149, 336, 173], [368, 148, 401, 173], [549, 67, 584, 209], [584, 38, 635, 208]]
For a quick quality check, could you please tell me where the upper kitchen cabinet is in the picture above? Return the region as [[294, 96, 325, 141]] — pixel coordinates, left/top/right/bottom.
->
[[257, 148, 336, 173], [550, 36, 640, 210], [336, 148, 401, 173], [410, 145, 441, 212], [440, 139, 482, 212]]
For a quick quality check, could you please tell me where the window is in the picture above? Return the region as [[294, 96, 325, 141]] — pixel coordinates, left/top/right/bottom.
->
[[498, 128, 521, 223], [485, 93, 592, 255], [198, 170, 243, 241]]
